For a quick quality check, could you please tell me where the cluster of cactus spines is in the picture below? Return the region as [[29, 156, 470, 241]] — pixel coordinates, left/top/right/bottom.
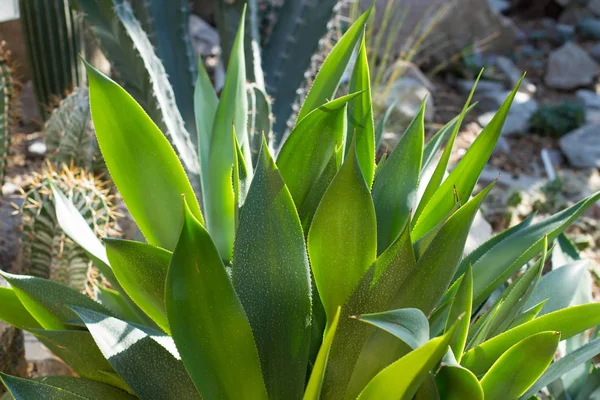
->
[[19, 164, 117, 294], [0, 43, 15, 185], [45, 87, 104, 173], [76, 0, 200, 190], [130, 0, 197, 134], [19, 0, 85, 120]]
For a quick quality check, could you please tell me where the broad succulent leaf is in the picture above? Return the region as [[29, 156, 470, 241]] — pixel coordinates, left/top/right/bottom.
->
[[436, 351, 484, 400]]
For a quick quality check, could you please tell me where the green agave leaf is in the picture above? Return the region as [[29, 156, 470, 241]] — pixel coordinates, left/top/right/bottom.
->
[[166, 199, 267, 399], [232, 129, 250, 229], [206, 9, 250, 259], [194, 57, 218, 205], [436, 350, 484, 400], [0, 374, 135, 400], [0, 287, 41, 329], [73, 307, 200, 400], [414, 375, 440, 400], [552, 233, 581, 267], [296, 7, 371, 121], [322, 219, 417, 399], [421, 103, 477, 175], [520, 337, 600, 399], [348, 35, 375, 187], [308, 138, 377, 323], [375, 103, 394, 151], [373, 153, 386, 182], [391, 182, 495, 315], [50, 183, 116, 287], [481, 331, 560, 400], [467, 301, 503, 350], [105, 239, 171, 333], [462, 303, 600, 375], [412, 78, 523, 241], [96, 286, 149, 326], [357, 321, 459, 400], [468, 191, 600, 306], [304, 307, 342, 400], [0, 271, 110, 330], [277, 93, 360, 210], [414, 73, 480, 223], [507, 300, 547, 330], [524, 260, 588, 316], [445, 264, 473, 361], [356, 308, 430, 350], [30, 329, 126, 391], [85, 62, 203, 252], [232, 140, 311, 399], [487, 245, 546, 339], [372, 100, 424, 253]]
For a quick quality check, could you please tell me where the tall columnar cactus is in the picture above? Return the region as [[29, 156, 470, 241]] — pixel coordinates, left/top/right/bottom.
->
[[44, 87, 104, 173], [0, 44, 15, 185], [20, 165, 116, 294], [19, 0, 85, 120]]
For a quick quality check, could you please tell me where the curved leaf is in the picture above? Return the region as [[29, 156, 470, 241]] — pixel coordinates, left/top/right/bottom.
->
[[356, 308, 429, 350], [277, 93, 360, 210], [0, 374, 134, 400], [462, 303, 600, 375], [436, 351, 484, 400], [348, 35, 375, 187], [232, 141, 311, 399], [308, 138, 377, 323], [86, 63, 202, 251], [0, 271, 111, 330], [296, 7, 371, 121], [358, 322, 458, 400], [481, 331, 560, 400], [73, 307, 200, 400], [520, 337, 600, 399], [445, 264, 473, 361], [304, 307, 342, 400], [166, 199, 267, 400], [105, 239, 171, 333], [372, 101, 424, 253], [206, 9, 249, 259], [0, 287, 41, 330]]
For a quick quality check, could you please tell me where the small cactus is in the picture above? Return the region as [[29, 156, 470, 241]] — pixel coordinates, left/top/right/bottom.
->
[[44, 87, 104, 172], [0, 43, 15, 185], [19, 164, 117, 295]]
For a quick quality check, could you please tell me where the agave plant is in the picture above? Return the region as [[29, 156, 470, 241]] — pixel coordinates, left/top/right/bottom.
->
[[2, 8, 600, 400]]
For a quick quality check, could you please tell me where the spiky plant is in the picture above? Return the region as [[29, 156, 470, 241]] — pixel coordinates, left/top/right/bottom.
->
[[45, 87, 104, 173], [0, 43, 14, 185], [19, 164, 116, 294], [2, 9, 600, 400]]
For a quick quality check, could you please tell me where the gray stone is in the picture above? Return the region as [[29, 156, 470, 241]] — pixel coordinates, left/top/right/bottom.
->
[[545, 42, 600, 90], [576, 89, 600, 108], [560, 124, 600, 167], [577, 18, 600, 39], [556, 24, 576, 41], [27, 140, 46, 157], [456, 79, 505, 95], [477, 91, 538, 136], [588, 42, 600, 61], [559, 4, 593, 25], [375, 61, 435, 125], [589, 0, 600, 16], [188, 14, 220, 57], [488, 0, 510, 13], [495, 56, 536, 94], [465, 211, 493, 257]]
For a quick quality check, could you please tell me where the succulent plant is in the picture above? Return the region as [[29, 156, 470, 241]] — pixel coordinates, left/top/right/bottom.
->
[[2, 9, 600, 400], [19, 164, 116, 294], [44, 87, 104, 173], [0, 44, 14, 185], [19, 0, 85, 120]]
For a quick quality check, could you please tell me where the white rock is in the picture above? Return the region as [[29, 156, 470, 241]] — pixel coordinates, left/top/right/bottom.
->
[[545, 42, 600, 90], [477, 91, 538, 136], [1, 182, 18, 196], [464, 211, 493, 257], [576, 89, 600, 108], [27, 140, 46, 157], [559, 124, 600, 168], [589, 0, 600, 17], [457, 79, 505, 95]]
